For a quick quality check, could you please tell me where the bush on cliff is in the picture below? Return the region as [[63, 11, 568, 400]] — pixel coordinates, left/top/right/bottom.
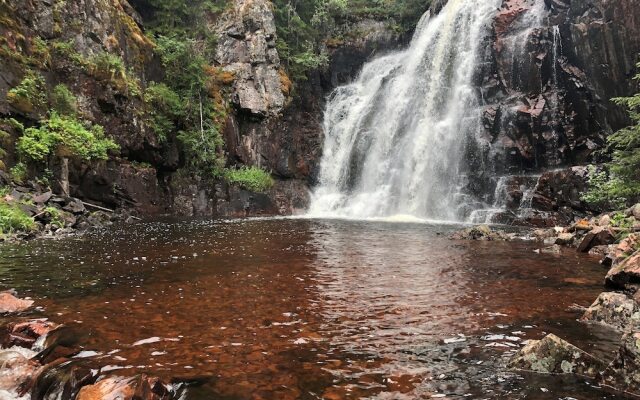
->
[[584, 62, 640, 209], [0, 202, 36, 234], [7, 71, 47, 114], [224, 166, 274, 192], [17, 113, 118, 163]]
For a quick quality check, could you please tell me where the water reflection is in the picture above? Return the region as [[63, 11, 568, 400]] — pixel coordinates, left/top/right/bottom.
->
[[0, 219, 629, 399]]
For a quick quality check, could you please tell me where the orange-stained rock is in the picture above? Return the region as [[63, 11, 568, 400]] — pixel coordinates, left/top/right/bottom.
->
[[2, 319, 60, 349], [76, 375, 179, 400], [0, 292, 34, 313], [606, 251, 640, 291]]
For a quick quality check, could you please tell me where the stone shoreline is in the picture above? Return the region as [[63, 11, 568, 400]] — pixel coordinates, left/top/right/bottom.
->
[[0, 291, 184, 399], [452, 205, 640, 396]]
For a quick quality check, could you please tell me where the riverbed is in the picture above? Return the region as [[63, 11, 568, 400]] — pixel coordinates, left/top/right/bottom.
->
[[0, 218, 628, 399]]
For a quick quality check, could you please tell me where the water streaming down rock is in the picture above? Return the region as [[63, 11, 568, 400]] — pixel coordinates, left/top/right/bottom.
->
[[308, 0, 502, 221]]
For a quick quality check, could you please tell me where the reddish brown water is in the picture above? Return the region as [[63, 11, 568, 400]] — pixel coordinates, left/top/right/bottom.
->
[[0, 218, 629, 399]]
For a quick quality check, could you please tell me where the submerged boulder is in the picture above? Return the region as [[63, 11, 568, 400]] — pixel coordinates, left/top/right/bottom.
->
[[580, 292, 640, 331], [508, 334, 606, 378]]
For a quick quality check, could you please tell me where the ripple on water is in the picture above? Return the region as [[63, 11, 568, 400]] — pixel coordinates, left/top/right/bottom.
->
[[0, 218, 628, 399]]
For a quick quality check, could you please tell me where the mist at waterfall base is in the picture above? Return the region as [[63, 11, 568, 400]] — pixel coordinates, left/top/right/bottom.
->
[[308, 0, 550, 223]]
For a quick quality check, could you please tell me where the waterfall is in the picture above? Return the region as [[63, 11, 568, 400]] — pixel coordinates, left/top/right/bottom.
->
[[308, 0, 502, 221]]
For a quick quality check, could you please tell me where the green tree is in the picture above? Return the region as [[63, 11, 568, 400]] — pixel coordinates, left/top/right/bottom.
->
[[583, 62, 640, 208]]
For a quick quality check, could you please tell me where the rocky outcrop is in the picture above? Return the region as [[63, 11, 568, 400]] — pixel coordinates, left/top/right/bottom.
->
[[508, 333, 607, 377], [581, 292, 640, 331], [470, 0, 640, 223], [602, 331, 640, 393], [606, 250, 640, 292], [213, 0, 284, 117]]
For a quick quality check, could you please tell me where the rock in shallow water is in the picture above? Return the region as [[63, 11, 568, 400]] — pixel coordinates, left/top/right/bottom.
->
[[0, 346, 38, 399], [602, 331, 640, 394], [2, 319, 60, 349], [508, 334, 607, 378], [450, 225, 514, 241], [76, 375, 182, 400], [580, 292, 640, 331], [0, 292, 34, 313]]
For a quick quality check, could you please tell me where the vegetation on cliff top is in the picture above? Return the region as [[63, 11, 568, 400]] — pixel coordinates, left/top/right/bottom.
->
[[274, 0, 431, 80], [584, 61, 640, 209]]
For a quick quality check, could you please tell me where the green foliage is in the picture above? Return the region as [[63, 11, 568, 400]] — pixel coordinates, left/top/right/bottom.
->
[[51, 40, 88, 67], [44, 206, 65, 228], [611, 212, 635, 230], [50, 84, 77, 116], [7, 71, 47, 114], [90, 51, 126, 80], [583, 62, 640, 209], [0, 202, 36, 234], [178, 127, 225, 175], [274, 0, 430, 81], [17, 112, 119, 163], [144, 83, 184, 142], [9, 162, 27, 184], [224, 166, 274, 192], [146, 0, 226, 55], [151, 35, 226, 173]]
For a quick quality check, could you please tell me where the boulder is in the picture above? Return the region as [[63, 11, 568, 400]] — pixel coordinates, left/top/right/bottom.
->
[[76, 375, 181, 400], [580, 292, 640, 331], [555, 232, 576, 246], [577, 226, 616, 253], [0, 347, 38, 399], [0, 291, 34, 313], [602, 233, 640, 267], [2, 319, 60, 349], [588, 245, 612, 257], [606, 250, 640, 291], [627, 204, 640, 220], [602, 331, 640, 394], [450, 225, 513, 241], [508, 334, 607, 378]]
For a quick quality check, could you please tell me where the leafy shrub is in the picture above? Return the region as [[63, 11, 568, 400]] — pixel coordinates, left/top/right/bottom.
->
[[51, 40, 89, 67], [0, 202, 36, 234], [178, 127, 225, 175], [50, 84, 77, 116], [224, 166, 274, 192], [9, 162, 27, 184], [7, 71, 47, 114], [144, 82, 184, 142], [89, 51, 126, 81], [44, 206, 65, 228], [611, 212, 635, 230], [17, 112, 119, 163]]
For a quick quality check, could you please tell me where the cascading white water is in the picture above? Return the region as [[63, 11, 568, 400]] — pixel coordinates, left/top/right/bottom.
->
[[308, 0, 501, 221]]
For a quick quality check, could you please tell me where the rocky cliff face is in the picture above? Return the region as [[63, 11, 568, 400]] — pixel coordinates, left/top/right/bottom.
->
[[1, 0, 638, 220], [467, 0, 640, 224]]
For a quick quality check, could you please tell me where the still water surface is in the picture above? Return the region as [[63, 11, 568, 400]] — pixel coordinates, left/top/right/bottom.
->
[[0, 219, 628, 399]]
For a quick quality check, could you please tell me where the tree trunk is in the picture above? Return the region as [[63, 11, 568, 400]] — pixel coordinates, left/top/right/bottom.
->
[[59, 156, 69, 196]]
